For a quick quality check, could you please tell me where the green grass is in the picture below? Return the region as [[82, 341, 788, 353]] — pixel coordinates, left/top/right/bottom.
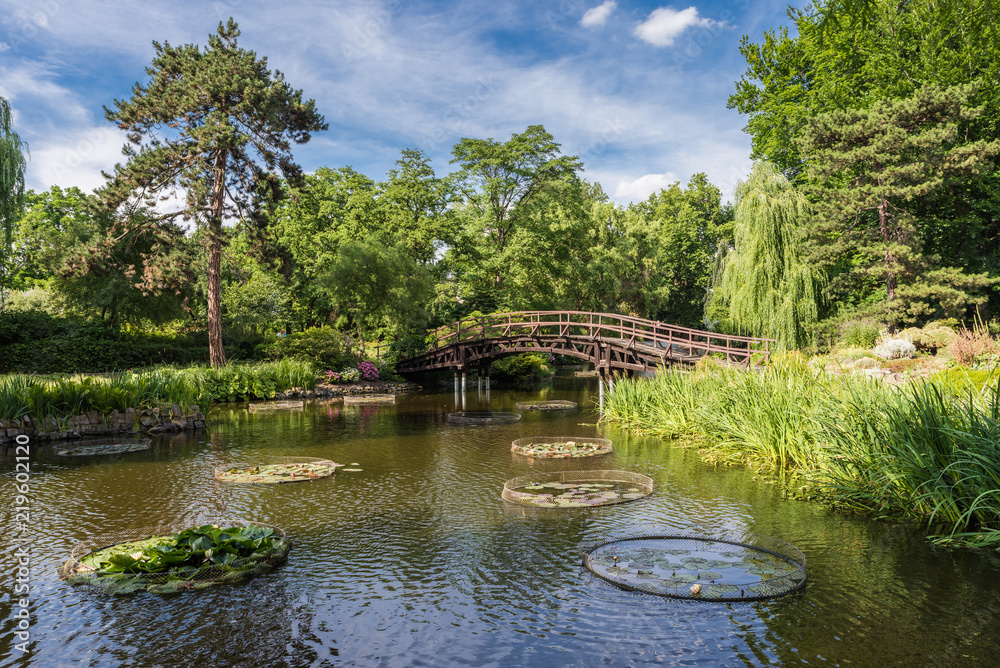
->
[[0, 359, 317, 424], [603, 363, 1000, 549]]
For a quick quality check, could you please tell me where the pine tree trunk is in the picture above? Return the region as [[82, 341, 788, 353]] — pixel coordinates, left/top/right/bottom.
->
[[207, 150, 228, 368]]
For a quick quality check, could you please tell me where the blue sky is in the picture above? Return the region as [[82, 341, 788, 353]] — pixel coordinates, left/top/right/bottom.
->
[[0, 0, 793, 204]]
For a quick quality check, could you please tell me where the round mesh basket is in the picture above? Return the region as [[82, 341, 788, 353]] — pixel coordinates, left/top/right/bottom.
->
[[502, 470, 653, 508], [511, 436, 612, 459], [447, 411, 521, 425], [214, 457, 341, 484], [59, 522, 291, 595], [514, 400, 578, 411], [582, 533, 807, 602], [55, 439, 152, 457]]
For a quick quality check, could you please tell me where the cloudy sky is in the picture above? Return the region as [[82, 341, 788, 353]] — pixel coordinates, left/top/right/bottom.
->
[[0, 0, 793, 204]]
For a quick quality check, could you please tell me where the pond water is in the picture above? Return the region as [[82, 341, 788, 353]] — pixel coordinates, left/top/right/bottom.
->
[[3, 377, 1000, 667]]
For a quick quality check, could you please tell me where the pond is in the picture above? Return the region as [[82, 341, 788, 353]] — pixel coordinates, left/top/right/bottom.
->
[[3, 376, 1000, 667]]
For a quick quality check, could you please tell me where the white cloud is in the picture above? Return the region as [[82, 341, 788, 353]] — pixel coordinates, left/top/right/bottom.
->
[[614, 172, 681, 201], [580, 1, 616, 28], [634, 6, 721, 47]]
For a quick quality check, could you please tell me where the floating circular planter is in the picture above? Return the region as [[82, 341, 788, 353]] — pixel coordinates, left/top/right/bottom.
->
[[582, 533, 807, 602], [214, 457, 341, 484], [502, 470, 652, 508], [515, 400, 578, 411], [511, 436, 612, 459], [56, 440, 152, 457], [248, 400, 305, 411], [343, 394, 396, 404], [60, 522, 291, 595], [447, 411, 521, 425]]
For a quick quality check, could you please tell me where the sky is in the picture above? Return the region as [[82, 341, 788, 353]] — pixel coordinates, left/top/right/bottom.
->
[[0, 0, 794, 205]]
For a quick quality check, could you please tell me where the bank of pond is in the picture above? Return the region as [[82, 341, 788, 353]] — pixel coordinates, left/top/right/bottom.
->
[[602, 358, 1000, 550]]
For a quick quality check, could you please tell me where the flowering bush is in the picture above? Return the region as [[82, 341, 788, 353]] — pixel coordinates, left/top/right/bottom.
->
[[322, 368, 361, 383], [357, 360, 380, 380]]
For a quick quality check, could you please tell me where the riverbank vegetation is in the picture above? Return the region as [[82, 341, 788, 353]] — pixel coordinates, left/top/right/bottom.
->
[[0, 359, 317, 423], [603, 358, 1000, 549]]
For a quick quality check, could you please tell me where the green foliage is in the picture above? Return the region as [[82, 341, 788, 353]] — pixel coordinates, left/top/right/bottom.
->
[[604, 361, 1000, 548], [709, 162, 824, 347], [0, 96, 27, 307], [489, 353, 552, 385], [192, 359, 316, 402], [838, 318, 883, 348], [99, 19, 326, 366], [319, 238, 432, 357], [92, 525, 280, 574], [263, 326, 348, 370]]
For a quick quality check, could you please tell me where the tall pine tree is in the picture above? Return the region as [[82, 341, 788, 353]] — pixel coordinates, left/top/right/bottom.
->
[[99, 19, 326, 365]]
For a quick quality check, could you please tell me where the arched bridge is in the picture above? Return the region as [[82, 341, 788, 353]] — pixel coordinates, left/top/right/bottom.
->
[[394, 311, 774, 377]]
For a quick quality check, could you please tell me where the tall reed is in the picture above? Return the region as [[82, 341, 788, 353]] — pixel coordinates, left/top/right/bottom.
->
[[603, 362, 1000, 548]]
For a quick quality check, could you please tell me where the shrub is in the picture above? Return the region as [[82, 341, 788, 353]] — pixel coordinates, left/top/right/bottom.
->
[[357, 360, 379, 380], [949, 326, 999, 367], [872, 334, 916, 360], [490, 353, 550, 385], [264, 327, 348, 370], [838, 318, 883, 348]]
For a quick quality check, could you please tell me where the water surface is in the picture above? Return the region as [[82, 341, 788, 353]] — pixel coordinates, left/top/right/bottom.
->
[[3, 378, 1000, 666]]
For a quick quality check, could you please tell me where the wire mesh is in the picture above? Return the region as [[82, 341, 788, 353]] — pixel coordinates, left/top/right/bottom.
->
[[511, 436, 612, 458], [214, 457, 341, 484], [582, 533, 807, 602], [514, 400, 579, 411], [502, 470, 653, 508], [447, 411, 521, 425], [60, 522, 291, 595]]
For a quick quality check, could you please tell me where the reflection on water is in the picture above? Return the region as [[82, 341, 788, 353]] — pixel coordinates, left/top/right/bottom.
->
[[3, 378, 1000, 667]]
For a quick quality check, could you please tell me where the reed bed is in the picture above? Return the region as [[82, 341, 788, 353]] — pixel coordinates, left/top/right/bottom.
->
[[603, 362, 1000, 548], [0, 359, 317, 424]]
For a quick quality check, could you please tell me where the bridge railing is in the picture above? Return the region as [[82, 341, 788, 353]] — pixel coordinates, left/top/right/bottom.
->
[[416, 311, 773, 365]]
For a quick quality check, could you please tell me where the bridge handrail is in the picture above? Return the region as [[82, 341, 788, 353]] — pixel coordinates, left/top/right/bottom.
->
[[418, 310, 774, 361]]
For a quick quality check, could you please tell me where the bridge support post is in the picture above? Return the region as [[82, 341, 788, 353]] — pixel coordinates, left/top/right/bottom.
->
[[454, 371, 459, 394], [598, 368, 605, 414]]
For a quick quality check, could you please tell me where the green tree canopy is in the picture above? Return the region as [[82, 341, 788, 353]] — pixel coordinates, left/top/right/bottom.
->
[[0, 97, 28, 308], [98, 19, 326, 365], [710, 162, 824, 348], [797, 83, 1000, 324]]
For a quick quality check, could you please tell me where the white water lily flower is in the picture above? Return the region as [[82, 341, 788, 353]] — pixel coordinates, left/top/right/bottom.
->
[[130, 552, 143, 560]]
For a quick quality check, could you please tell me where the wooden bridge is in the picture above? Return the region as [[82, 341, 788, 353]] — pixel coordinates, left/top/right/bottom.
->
[[393, 311, 774, 380]]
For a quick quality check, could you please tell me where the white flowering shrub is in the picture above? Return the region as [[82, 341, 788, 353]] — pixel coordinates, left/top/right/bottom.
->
[[872, 334, 916, 360]]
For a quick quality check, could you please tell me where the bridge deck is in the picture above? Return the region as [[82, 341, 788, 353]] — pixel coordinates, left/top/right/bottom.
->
[[392, 311, 774, 376]]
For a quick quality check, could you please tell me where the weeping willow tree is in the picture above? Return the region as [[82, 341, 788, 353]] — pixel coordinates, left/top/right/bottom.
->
[[711, 162, 824, 349], [0, 97, 28, 309]]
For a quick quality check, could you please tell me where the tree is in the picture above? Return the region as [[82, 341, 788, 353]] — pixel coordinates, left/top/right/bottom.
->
[[710, 162, 824, 348], [450, 125, 582, 305], [380, 149, 456, 264], [319, 239, 432, 360], [98, 19, 326, 365], [621, 174, 731, 327], [0, 96, 28, 308], [797, 83, 1000, 324]]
